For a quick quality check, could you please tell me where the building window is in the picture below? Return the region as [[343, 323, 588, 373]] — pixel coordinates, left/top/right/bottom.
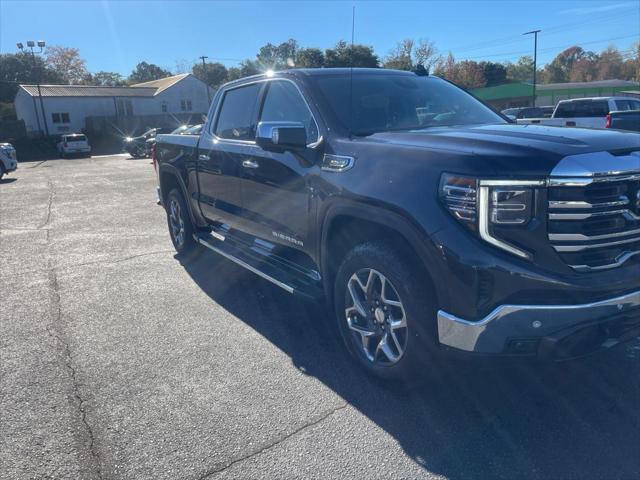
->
[[186, 100, 192, 111], [161, 102, 167, 113], [181, 99, 192, 112], [51, 112, 70, 124]]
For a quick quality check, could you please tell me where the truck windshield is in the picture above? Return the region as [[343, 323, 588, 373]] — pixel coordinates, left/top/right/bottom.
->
[[312, 73, 505, 136]]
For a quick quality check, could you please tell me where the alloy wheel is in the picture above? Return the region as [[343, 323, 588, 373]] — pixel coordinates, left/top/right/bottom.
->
[[344, 268, 408, 365], [168, 198, 185, 248]]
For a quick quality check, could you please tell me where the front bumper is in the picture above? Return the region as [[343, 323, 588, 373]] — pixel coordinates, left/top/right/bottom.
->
[[438, 289, 640, 356]]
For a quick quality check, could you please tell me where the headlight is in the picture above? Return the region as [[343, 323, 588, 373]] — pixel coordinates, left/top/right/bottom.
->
[[125, 137, 132, 142], [440, 174, 544, 259]]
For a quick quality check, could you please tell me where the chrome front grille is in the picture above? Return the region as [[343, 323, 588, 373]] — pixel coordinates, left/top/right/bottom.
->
[[548, 173, 640, 271]]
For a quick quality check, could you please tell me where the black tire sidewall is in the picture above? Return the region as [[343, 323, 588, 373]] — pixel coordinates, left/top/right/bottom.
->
[[333, 242, 438, 381], [166, 188, 196, 254]]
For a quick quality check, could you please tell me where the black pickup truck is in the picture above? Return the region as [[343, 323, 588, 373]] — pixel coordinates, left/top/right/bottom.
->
[[156, 68, 640, 380]]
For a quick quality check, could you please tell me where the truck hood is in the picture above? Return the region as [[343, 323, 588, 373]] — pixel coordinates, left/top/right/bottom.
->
[[364, 124, 640, 176]]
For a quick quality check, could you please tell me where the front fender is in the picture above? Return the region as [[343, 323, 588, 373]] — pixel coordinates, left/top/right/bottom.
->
[[318, 198, 450, 310]]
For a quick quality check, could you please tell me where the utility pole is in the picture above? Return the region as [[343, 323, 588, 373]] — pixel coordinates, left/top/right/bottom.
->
[[18, 40, 49, 137], [199, 55, 211, 104], [523, 30, 541, 107]]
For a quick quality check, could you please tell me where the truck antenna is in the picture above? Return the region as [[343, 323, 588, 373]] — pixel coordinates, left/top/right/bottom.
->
[[348, 5, 355, 140]]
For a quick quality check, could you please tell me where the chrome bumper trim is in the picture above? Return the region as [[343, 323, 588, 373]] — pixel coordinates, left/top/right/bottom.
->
[[437, 289, 640, 353]]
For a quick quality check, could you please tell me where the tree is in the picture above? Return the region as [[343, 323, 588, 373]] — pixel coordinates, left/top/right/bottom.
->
[[128, 62, 172, 83], [192, 62, 228, 88], [45, 46, 89, 85], [295, 48, 325, 68], [227, 67, 242, 81], [596, 45, 624, 80], [239, 59, 261, 77], [0, 52, 63, 103], [621, 42, 639, 81], [505, 56, 534, 83], [90, 71, 126, 86], [383, 38, 439, 71], [324, 41, 379, 68], [478, 61, 507, 86], [256, 39, 298, 70], [434, 53, 485, 89], [543, 46, 588, 83]]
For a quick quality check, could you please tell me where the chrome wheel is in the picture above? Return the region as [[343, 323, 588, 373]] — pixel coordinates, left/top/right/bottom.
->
[[168, 198, 185, 248], [344, 268, 408, 365]]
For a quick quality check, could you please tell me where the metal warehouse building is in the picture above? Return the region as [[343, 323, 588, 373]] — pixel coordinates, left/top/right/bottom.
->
[[14, 73, 213, 136], [472, 79, 640, 110]]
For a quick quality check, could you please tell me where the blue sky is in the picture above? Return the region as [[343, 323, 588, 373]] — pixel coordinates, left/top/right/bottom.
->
[[0, 0, 638, 76]]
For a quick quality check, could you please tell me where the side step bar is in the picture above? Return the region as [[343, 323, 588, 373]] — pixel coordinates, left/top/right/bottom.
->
[[196, 235, 295, 294], [193, 231, 324, 301]]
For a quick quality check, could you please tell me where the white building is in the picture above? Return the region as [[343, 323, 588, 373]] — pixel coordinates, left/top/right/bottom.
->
[[14, 73, 213, 136]]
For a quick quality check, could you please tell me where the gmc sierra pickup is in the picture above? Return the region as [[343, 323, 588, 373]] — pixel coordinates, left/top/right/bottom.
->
[[156, 68, 640, 380]]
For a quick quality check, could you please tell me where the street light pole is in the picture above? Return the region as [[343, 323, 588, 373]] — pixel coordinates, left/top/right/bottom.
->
[[523, 30, 541, 107], [199, 55, 211, 104], [18, 40, 49, 137]]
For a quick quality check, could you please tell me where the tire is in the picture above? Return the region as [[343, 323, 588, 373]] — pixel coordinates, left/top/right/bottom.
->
[[0, 165, 5, 180], [333, 241, 438, 382], [165, 188, 197, 255]]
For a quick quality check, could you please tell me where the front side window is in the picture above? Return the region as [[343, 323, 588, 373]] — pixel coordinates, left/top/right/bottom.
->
[[311, 73, 505, 136], [259, 80, 318, 142], [215, 83, 261, 141]]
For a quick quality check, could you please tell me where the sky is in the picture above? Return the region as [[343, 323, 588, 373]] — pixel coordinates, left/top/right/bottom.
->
[[0, 0, 638, 76]]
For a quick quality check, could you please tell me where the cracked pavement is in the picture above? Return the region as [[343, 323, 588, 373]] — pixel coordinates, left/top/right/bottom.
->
[[1, 155, 639, 480]]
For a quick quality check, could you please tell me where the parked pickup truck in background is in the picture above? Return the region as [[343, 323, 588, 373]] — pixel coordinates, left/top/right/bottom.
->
[[606, 110, 640, 132], [518, 96, 640, 129], [156, 68, 640, 380]]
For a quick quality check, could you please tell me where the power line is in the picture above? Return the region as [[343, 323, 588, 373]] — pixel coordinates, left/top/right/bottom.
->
[[447, 8, 638, 55], [460, 34, 639, 61]]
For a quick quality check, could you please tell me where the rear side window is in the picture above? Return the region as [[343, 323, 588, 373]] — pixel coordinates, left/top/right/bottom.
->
[[556, 101, 609, 118], [616, 99, 640, 111], [215, 83, 261, 141], [67, 135, 86, 142], [615, 100, 632, 111], [259, 81, 318, 142]]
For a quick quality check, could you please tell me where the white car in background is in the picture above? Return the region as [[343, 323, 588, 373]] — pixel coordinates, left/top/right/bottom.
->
[[0, 142, 17, 180], [56, 133, 91, 158], [517, 96, 640, 129]]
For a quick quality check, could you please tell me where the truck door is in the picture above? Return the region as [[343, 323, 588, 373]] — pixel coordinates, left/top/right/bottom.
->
[[196, 82, 262, 227], [239, 79, 321, 253]]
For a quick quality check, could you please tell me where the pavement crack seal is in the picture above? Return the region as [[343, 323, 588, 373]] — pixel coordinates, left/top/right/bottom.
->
[[196, 403, 349, 479], [39, 180, 55, 229], [46, 263, 103, 479]]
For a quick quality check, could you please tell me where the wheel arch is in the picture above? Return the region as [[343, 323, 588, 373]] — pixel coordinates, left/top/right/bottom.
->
[[159, 165, 199, 226], [319, 201, 448, 310]]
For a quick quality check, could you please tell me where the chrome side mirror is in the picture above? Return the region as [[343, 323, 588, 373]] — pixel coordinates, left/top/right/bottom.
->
[[256, 121, 307, 151]]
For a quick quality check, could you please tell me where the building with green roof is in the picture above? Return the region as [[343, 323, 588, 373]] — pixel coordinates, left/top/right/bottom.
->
[[471, 79, 639, 110]]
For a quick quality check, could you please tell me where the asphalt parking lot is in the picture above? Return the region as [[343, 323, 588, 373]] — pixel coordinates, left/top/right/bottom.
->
[[1, 154, 639, 480]]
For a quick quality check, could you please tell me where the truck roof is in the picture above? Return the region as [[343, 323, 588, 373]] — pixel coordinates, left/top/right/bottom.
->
[[223, 67, 418, 88], [558, 96, 633, 103]]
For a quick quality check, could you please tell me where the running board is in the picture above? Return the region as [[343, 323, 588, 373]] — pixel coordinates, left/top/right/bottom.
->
[[193, 231, 323, 301]]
